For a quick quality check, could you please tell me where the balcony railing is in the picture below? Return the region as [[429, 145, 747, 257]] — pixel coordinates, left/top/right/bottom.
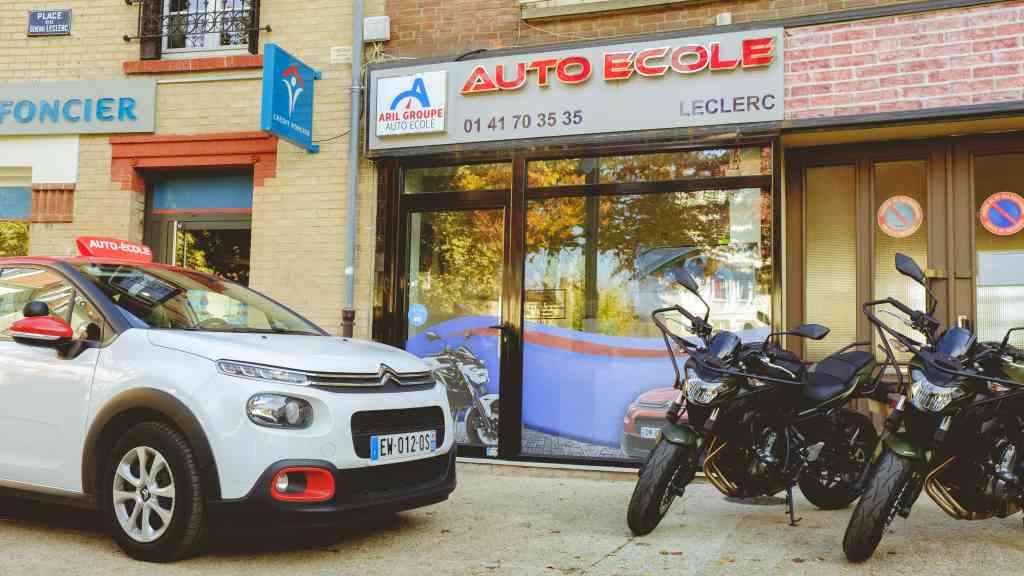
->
[[125, 0, 270, 59]]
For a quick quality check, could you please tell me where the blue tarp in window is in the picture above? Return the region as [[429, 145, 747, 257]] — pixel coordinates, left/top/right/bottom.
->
[[0, 187, 31, 220], [152, 170, 253, 214]]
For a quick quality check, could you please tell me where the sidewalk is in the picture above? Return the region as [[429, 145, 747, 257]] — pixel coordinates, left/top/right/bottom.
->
[[0, 462, 1021, 575]]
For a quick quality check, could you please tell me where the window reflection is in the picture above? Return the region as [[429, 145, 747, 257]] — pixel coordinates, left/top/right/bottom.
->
[[528, 146, 771, 188], [405, 163, 512, 194], [522, 188, 772, 460]]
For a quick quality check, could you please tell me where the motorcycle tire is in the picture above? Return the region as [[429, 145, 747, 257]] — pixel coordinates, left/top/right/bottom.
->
[[466, 409, 498, 447], [626, 439, 694, 536], [799, 410, 878, 510], [842, 448, 915, 563]]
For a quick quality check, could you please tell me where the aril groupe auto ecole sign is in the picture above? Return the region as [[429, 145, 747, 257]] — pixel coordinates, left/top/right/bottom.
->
[[368, 28, 784, 150]]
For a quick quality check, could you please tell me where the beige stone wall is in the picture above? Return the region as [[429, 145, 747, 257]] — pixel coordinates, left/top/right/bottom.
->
[[1, 1, 386, 339]]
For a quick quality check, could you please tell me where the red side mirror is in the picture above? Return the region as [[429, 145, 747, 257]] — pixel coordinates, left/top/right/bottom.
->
[[9, 316, 74, 347]]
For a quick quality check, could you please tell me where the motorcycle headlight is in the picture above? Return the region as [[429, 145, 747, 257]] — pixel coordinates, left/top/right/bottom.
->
[[460, 364, 489, 386], [684, 367, 729, 405], [908, 369, 965, 412]]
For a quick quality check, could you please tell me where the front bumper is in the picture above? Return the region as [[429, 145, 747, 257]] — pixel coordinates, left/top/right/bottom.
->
[[209, 449, 457, 526]]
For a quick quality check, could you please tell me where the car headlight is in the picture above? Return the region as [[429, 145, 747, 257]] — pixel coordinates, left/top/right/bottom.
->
[[684, 367, 729, 405], [247, 394, 313, 428], [908, 369, 965, 412], [218, 360, 309, 385]]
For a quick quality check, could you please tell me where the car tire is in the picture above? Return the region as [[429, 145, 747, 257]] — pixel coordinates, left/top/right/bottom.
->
[[103, 421, 207, 562]]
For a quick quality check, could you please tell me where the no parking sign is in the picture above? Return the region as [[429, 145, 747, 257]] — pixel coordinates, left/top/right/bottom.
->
[[877, 195, 923, 238], [980, 191, 1024, 236]]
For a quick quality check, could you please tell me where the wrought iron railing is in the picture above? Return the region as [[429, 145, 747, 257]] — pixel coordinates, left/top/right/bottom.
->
[[124, 0, 270, 57]]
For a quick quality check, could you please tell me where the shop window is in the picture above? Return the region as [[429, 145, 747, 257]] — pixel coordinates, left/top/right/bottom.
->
[[529, 147, 772, 187], [974, 153, 1024, 346], [145, 170, 253, 285], [137, 0, 263, 60], [521, 158, 773, 459], [404, 163, 512, 194], [0, 169, 31, 257]]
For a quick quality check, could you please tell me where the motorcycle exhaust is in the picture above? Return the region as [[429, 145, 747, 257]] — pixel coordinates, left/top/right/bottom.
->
[[703, 437, 740, 497], [924, 457, 992, 521]]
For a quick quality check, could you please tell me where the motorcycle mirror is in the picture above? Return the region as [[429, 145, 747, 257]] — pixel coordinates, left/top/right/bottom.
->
[[1000, 327, 1024, 351], [895, 253, 927, 286], [790, 323, 830, 341], [668, 266, 699, 295], [424, 331, 442, 342]]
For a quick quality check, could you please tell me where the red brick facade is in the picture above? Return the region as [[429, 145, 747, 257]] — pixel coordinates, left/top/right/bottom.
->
[[784, 1, 1024, 118], [385, 0, 929, 58]]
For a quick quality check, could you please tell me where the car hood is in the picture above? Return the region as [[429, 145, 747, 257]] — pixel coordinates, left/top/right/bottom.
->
[[146, 330, 430, 374]]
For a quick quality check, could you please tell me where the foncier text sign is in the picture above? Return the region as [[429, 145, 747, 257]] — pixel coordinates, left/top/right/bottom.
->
[[368, 28, 783, 151]]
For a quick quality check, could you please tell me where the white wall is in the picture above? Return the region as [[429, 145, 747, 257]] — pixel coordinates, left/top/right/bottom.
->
[[0, 136, 78, 184]]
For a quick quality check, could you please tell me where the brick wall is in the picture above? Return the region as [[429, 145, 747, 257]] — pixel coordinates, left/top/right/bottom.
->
[[784, 1, 1024, 118], [384, 0, 928, 58], [0, 1, 386, 338]]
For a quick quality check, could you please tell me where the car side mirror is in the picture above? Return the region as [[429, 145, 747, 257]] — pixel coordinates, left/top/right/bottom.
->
[[895, 253, 927, 287], [9, 315, 74, 349], [23, 300, 50, 318], [791, 323, 830, 341]]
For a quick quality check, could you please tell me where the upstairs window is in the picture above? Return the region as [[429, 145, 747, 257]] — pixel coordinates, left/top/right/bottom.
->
[[136, 0, 265, 60]]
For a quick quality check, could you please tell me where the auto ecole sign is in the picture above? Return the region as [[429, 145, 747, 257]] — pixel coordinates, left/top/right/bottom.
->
[[76, 237, 153, 263], [261, 44, 321, 153], [368, 28, 783, 150]]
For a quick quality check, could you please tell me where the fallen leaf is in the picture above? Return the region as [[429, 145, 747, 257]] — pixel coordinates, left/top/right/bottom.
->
[[792, 558, 806, 563]]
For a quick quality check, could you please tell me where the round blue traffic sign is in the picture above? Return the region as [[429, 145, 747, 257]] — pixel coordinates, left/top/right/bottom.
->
[[408, 303, 428, 327]]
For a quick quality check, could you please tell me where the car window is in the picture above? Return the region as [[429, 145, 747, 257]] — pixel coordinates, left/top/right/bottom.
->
[[73, 263, 323, 335], [0, 266, 110, 343]]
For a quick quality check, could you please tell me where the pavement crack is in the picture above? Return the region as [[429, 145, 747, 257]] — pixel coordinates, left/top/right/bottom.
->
[[581, 536, 634, 574]]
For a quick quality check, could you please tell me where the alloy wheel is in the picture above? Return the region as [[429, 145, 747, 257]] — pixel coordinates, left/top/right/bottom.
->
[[112, 446, 176, 543]]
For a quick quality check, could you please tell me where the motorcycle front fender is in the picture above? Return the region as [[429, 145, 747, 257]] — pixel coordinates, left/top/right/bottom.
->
[[661, 421, 700, 446], [879, 431, 926, 462]]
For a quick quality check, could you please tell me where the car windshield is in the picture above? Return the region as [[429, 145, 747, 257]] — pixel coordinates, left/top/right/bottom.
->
[[72, 263, 323, 335]]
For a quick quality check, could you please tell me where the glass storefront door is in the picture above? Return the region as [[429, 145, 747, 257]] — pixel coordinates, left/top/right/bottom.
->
[[397, 162, 512, 456], [970, 149, 1024, 345], [405, 208, 505, 451]]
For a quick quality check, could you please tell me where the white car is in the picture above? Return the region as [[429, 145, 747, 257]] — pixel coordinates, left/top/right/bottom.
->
[[0, 238, 456, 562]]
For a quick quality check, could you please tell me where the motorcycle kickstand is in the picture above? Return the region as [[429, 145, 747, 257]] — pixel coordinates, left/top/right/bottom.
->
[[785, 485, 802, 527]]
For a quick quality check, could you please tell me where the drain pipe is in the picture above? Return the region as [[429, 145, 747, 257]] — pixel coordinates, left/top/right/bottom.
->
[[342, 0, 364, 338]]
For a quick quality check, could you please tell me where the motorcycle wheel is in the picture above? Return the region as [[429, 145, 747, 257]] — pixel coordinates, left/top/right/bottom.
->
[[799, 410, 878, 510], [466, 408, 498, 446], [842, 448, 915, 563], [626, 439, 694, 536]]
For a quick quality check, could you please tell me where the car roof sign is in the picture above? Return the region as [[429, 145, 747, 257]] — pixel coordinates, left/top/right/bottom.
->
[[75, 236, 154, 263]]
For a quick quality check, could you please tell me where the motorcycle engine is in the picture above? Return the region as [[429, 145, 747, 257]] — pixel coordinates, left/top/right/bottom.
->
[[979, 439, 1022, 518]]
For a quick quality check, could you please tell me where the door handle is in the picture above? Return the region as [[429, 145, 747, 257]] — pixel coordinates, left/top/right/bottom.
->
[[488, 323, 511, 333]]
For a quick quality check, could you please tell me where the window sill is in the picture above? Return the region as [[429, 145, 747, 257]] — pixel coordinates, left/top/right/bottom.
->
[[520, 0, 696, 20], [123, 54, 263, 75]]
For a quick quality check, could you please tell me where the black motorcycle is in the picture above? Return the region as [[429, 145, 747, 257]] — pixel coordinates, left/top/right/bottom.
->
[[627, 267, 881, 536], [843, 254, 1024, 562]]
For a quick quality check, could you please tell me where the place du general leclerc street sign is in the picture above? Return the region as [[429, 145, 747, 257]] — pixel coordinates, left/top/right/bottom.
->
[[261, 43, 321, 153], [368, 28, 784, 150], [28, 9, 72, 37]]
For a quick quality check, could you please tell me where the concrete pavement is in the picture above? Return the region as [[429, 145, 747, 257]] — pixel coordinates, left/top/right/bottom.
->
[[0, 463, 1022, 575]]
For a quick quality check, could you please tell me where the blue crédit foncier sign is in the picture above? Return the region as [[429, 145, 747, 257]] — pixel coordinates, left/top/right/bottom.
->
[[260, 44, 321, 153], [0, 79, 156, 135]]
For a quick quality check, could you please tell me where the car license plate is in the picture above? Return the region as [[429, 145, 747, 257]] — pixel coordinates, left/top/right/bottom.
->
[[370, 430, 437, 462], [640, 426, 661, 440]]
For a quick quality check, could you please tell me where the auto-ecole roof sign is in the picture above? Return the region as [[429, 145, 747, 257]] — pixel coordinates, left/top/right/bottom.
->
[[368, 27, 783, 151]]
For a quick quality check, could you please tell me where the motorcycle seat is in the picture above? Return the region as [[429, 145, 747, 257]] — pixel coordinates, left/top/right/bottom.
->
[[803, 351, 875, 403]]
